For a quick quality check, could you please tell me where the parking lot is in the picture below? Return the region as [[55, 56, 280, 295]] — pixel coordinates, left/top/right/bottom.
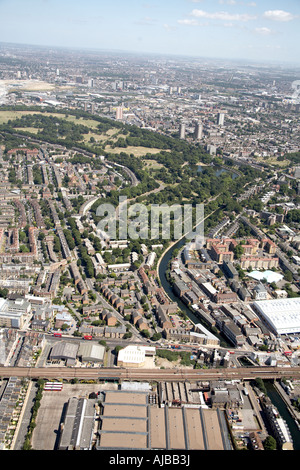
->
[[31, 382, 117, 450]]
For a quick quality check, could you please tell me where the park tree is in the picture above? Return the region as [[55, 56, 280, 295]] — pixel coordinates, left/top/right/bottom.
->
[[263, 435, 277, 450]]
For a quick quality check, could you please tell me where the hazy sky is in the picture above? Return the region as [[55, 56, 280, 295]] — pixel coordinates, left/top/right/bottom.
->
[[0, 0, 299, 64]]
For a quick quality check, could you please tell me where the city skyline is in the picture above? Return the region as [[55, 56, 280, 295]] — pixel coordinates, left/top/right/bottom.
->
[[0, 0, 299, 65]]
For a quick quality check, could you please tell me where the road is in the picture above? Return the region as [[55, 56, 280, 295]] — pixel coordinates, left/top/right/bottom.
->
[[1, 365, 300, 382], [106, 160, 139, 187]]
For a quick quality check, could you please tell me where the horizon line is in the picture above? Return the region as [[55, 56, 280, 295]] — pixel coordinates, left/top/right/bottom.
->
[[1, 40, 300, 69]]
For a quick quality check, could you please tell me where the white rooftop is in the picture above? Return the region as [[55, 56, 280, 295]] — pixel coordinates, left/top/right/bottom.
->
[[253, 298, 300, 335], [117, 345, 156, 365], [202, 282, 217, 295], [247, 270, 283, 284]]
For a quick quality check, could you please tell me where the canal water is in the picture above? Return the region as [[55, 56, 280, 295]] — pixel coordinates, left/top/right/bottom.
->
[[197, 165, 239, 179], [158, 237, 198, 324], [264, 381, 300, 450], [158, 237, 231, 346]]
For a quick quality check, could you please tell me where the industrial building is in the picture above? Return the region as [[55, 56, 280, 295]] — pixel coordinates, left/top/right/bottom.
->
[[58, 397, 97, 450], [96, 389, 232, 450], [49, 341, 79, 366], [117, 345, 156, 368], [252, 298, 300, 336], [164, 323, 220, 347], [77, 342, 105, 364]]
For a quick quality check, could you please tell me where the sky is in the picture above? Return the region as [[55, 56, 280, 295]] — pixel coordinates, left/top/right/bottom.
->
[[0, 0, 299, 64]]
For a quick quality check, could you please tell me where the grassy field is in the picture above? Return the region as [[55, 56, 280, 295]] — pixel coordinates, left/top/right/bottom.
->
[[256, 156, 290, 167], [0, 110, 44, 124], [15, 127, 40, 134], [104, 145, 164, 157], [0, 110, 101, 128], [82, 128, 122, 143], [143, 159, 164, 169], [0, 110, 123, 145], [5, 79, 76, 94]]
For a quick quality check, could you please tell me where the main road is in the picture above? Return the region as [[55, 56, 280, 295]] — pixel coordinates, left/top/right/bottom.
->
[[1, 366, 300, 382]]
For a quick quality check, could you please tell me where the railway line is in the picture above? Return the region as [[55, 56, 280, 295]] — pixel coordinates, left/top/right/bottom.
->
[[0, 366, 300, 382]]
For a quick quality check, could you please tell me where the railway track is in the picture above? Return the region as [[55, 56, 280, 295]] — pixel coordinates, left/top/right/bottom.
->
[[0, 366, 300, 382]]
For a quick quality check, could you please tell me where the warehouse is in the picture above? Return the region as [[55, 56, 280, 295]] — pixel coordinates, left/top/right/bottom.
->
[[49, 341, 79, 365], [58, 397, 97, 450], [97, 390, 232, 450], [252, 298, 300, 336], [77, 343, 105, 364], [117, 345, 156, 368], [98, 390, 149, 450]]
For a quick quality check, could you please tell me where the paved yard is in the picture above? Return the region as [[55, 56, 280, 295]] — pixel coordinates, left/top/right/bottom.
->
[[32, 383, 116, 450]]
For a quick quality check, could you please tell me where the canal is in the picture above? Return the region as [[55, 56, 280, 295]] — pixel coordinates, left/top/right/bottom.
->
[[265, 381, 300, 450], [158, 236, 231, 347], [158, 237, 198, 323]]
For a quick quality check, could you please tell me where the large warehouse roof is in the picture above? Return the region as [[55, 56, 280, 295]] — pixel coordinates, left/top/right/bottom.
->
[[117, 345, 156, 367], [59, 397, 96, 450], [78, 343, 105, 362], [50, 342, 79, 361], [97, 390, 231, 450], [252, 298, 300, 335], [247, 270, 283, 284]]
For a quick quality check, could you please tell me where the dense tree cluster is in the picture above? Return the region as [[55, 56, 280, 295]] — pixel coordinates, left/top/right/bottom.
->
[[286, 209, 300, 224], [77, 244, 94, 278], [279, 151, 300, 164]]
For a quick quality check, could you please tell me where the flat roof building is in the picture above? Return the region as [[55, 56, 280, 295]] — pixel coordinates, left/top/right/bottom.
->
[[98, 390, 149, 450], [252, 298, 300, 335], [77, 343, 105, 363], [49, 341, 79, 365], [58, 397, 97, 450], [97, 390, 231, 450], [0, 297, 32, 328], [117, 345, 156, 368]]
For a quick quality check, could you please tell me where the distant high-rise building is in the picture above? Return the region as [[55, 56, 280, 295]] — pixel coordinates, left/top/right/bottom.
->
[[116, 106, 123, 120], [91, 103, 95, 114], [88, 79, 94, 88], [56, 69, 59, 77], [217, 112, 225, 126], [194, 122, 203, 140], [207, 144, 216, 155], [179, 123, 185, 139]]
